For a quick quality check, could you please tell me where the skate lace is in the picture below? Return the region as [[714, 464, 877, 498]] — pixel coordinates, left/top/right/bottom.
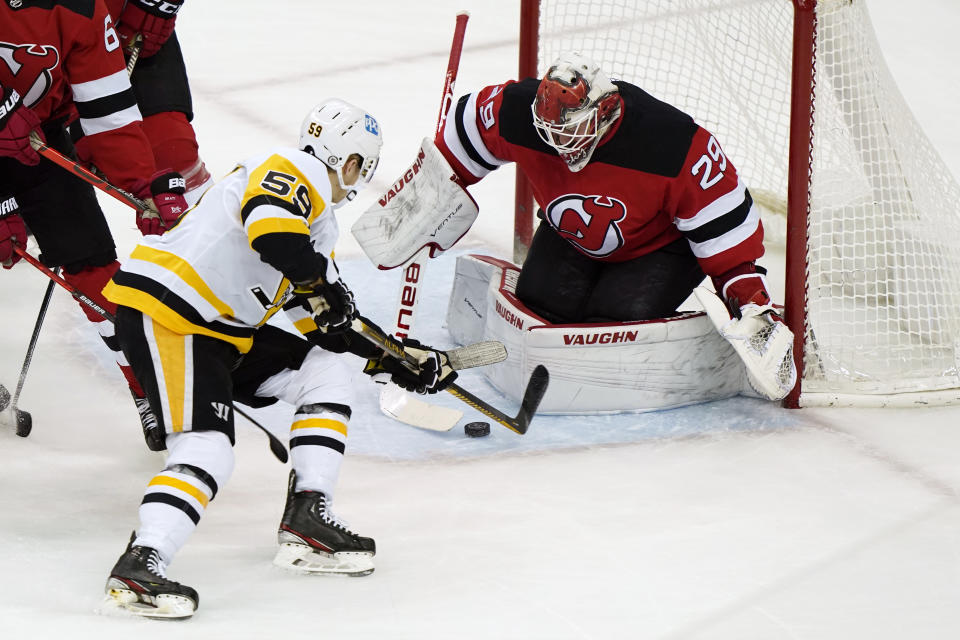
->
[[142, 548, 167, 579], [134, 396, 158, 430], [317, 497, 354, 534]]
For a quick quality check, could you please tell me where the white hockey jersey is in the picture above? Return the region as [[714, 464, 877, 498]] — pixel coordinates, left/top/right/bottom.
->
[[104, 147, 339, 353]]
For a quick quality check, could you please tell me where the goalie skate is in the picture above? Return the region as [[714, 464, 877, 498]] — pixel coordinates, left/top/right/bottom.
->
[[273, 474, 375, 576], [104, 537, 198, 619]]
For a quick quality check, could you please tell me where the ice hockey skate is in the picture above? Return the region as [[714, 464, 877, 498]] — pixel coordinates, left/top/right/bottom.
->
[[131, 390, 165, 452], [104, 536, 198, 619], [273, 473, 375, 576]]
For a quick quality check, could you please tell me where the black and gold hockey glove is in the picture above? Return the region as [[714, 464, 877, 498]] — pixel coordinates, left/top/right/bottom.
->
[[363, 338, 458, 394], [293, 277, 357, 334]]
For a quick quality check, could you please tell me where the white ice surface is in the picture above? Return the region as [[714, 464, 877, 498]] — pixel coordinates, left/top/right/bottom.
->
[[2, 1, 960, 638]]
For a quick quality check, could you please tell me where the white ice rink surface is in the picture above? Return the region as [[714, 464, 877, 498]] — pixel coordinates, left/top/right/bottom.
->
[[2, 1, 960, 638]]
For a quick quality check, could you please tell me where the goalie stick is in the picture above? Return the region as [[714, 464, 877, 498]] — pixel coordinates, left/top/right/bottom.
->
[[352, 318, 548, 435], [377, 11, 471, 432], [8, 245, 289, 463]]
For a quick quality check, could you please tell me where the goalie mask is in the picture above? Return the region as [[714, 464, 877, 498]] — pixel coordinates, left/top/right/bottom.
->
[[531, 52, 621, 172], [299, 98, 383, 203]]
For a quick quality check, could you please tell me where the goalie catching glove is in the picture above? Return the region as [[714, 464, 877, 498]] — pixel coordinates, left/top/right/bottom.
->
[[363, 337, 458, 394], [699, 266, 798, 401], [293, 275, 358, 335]]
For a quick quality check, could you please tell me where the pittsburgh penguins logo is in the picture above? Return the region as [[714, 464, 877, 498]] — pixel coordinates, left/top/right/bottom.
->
[[0, 42, 60, 109], [544, 194, 627, 257]]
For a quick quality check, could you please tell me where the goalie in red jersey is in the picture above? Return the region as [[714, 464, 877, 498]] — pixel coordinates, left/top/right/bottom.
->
[[445, 51, 796, 401], [355, 51, 796, 405], [0, 0, 190, 448]]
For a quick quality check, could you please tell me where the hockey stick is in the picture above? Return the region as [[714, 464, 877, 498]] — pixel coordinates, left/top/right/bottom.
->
[[352, 318, 548, 435], [9, 245, 288, 462], [126, 34, 144, 76], [28, 131, 150, 212], [0, 272, 58, 438], [378, 11, 471, 432]]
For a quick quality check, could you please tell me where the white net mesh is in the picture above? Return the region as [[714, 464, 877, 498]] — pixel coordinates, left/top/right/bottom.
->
[[534, 0, 960, 402]]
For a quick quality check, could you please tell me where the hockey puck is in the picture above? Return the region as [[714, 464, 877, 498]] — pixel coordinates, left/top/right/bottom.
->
[[464, 421, 491, 438]]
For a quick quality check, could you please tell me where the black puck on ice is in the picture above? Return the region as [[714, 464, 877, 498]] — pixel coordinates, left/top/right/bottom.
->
[[464, 421, 491, 437]]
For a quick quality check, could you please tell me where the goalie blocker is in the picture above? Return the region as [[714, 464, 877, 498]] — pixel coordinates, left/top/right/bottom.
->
[[351, 137, 479, 269], [446, 254, 793, 414]]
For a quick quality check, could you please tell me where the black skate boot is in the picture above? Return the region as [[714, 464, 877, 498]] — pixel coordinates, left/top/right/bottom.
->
[[131, 390, 166, 452], [105, 534, 198, 619], [274, 472, 375, 576]]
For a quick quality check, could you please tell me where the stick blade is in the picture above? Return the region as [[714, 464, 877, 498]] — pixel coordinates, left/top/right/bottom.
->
[[445, 341, 507, 371], [512, 365, 550, 435], [379, 384, 462, 431]]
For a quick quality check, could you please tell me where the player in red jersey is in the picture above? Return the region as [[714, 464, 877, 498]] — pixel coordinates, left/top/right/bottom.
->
[[75, 0, 213, 203], [437, 51, 775, 326], [0, 0, 189, 449]]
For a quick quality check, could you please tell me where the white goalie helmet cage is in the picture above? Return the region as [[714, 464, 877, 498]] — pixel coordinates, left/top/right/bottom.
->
[[531, 51, 621, 172], [299, 98, 383, 201]]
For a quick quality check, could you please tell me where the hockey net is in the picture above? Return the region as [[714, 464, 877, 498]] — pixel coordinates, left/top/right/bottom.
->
[[518, 0, 960, 407]]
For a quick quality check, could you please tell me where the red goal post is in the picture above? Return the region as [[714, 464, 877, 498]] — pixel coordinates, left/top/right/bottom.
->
[[517, 0, 960, 408]]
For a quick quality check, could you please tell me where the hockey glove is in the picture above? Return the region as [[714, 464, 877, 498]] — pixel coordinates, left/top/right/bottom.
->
[[0, 86, 41, 166], [116, 0, 184, 58], [0, 214, 27, 269], [132, 170, 187, 235], [294, 277, 358, 335], [363, 338, 458, 394], [709, 265, 797, 400]]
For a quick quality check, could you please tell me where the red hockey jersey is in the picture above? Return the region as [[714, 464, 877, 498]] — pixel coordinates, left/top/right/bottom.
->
[[436, 78, 764, 277], [0, 0, 155, 191]]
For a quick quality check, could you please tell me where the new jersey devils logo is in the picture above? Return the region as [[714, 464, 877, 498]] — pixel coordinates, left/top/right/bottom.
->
[[0, 42, 60, 108], [544, 194, 627, 257]]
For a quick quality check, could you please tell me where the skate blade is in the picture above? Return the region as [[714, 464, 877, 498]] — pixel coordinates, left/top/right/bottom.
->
[[273, 542, 374, 576], [104, 586, 196, 620]]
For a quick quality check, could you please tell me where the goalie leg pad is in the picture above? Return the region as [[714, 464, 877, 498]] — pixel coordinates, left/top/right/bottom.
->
[[446, 255, 748, 414]]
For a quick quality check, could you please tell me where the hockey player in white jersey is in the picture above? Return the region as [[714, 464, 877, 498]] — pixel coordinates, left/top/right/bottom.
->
[[99, 99, 458, 619]]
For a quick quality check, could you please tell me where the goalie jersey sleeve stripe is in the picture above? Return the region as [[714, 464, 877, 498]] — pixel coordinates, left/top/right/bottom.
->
[[453, 94, 502, 173], [442, 93, 510, 182], [680, 187, 754, 244]]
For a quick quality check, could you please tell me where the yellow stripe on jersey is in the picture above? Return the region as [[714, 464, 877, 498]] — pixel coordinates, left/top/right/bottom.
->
[[152, 321, 187, 433], [292, 316, 319, 335], [149, 474, 211, 508], [243, 154, 328, 225], [130, 245, 236, 318], [103, 282, 255, 353], [246, 217, 310, 246], [291, 418, 348, 436]]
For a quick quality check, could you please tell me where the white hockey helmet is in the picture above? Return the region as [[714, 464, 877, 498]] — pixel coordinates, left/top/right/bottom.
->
[[299, 98, 383, 202], [531, 52, 621, 172]]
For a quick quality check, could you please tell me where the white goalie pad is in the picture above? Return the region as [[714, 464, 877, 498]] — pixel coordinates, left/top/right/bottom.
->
[[694, 287, 798, 401], [351, 137, 479, 269], [445, 254, 752, 414]]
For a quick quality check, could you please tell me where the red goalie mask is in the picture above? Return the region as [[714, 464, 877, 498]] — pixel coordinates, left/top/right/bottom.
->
[[531, 52, 621, 172]]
